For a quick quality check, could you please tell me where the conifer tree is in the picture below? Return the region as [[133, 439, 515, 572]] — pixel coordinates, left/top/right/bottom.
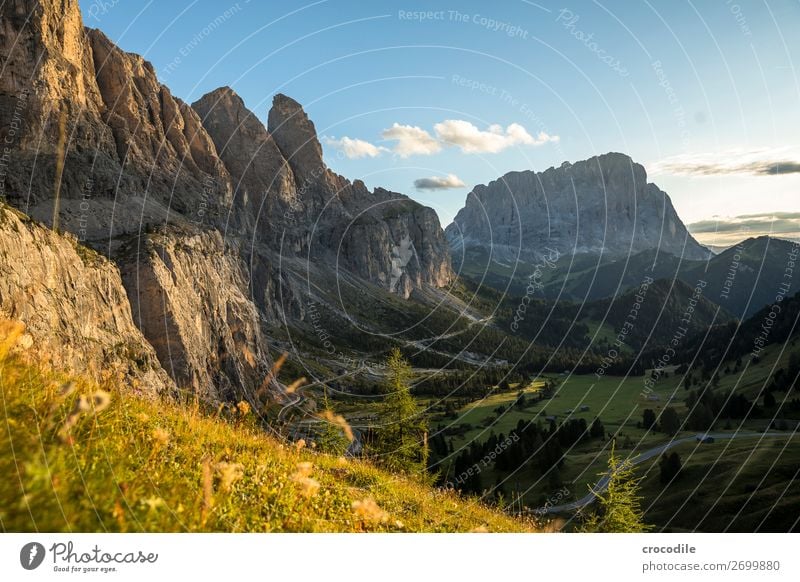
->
[[581, 444, 651, 532], [371, 349, 428, 475]]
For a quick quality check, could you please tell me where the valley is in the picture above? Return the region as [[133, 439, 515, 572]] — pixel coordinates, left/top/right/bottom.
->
[[0, 0, 797, 536]]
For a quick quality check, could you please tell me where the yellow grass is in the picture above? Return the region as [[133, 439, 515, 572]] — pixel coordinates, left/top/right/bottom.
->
[[0, 323, 536, 533]]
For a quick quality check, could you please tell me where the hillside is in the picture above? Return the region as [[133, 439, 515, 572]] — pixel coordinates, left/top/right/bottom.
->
[[636, 436, 800, 532], [586, 278, 732, 351], [456, 236, 799, 320], [673, 289, 800, 370], [0, 325, 533, 533]]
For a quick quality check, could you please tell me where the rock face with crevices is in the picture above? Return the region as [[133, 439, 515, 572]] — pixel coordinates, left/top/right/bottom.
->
[[0, 203, 174, 397], [193, 88, 453, 298], [120, 227, 272, 403], [446, 152, 708, 262]]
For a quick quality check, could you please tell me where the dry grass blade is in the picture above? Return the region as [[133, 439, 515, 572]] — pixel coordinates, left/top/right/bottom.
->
[[285, 377, 306, 395], [319, 410, 354, 442], [255, 351, 288, 401]]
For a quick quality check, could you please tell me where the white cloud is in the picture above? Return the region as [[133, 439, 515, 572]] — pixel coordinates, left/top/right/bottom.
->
[[381, 123, 442, 157], [413, 174, 466, 190], [649, 147, 800, 177], [433, 119, 559, 154], [329, 120, 560, 160], [323, 136, 387, 159]]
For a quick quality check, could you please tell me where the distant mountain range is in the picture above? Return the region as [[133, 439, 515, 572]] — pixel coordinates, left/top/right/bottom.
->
[[453, 234, 798, 319]]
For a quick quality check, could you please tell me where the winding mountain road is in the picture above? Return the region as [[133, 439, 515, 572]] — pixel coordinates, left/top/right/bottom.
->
[[536, 431, 787, 514]]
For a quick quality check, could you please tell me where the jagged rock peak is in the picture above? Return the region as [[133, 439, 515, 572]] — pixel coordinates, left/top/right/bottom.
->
[[192, 86, 296, 234], [268, 93, 325, 181]]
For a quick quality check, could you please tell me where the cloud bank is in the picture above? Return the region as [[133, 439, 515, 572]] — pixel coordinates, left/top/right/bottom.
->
[[433, 120, 558, 154], [381, 123, 442, 157], [650, 148, 800, 177], [326, 120, 560, 160], [688, 212, 800, 246]]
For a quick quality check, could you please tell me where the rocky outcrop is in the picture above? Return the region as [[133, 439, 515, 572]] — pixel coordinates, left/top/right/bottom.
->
[[268, 94, 326, 187], [191, 87, 295, 237], [120, 227, 274, 403], [0, 0, 121, 233], [447, 152, 708, 261], [0, 203, 174, 396], [0, 0, 231, 241], [87, 28, 232, 224]]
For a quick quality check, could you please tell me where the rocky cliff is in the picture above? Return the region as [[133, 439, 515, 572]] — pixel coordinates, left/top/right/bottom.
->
[[120, 227, 272, 403], [446, 152, 708, 262], [0, 203, 174, 396], [0, 1, 232, 241], [0, 0, 453, 404]]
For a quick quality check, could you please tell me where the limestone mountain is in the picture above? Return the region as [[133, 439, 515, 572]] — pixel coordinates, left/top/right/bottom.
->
[[447, 152, 709, 263], [0, 0, 452, 404]]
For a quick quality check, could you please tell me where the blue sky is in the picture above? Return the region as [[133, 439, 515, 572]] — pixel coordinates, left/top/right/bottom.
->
[[79, 0, 800, 245]]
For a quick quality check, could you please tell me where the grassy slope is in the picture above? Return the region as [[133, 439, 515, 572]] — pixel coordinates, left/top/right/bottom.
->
[[0, 349, 534, 533], [636, 437, 800, 532]]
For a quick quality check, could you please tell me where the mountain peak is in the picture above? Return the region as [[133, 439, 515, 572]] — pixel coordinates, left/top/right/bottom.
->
[[268, 93, 325, 181], [447, 152, 708, 261]]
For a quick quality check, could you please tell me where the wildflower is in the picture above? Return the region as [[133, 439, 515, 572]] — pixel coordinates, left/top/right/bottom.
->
[[291, 462, 319, 497], [351, 498, 389, 524], [294, 476, 320, 497], [293, 462, 314, 478], [151, 427, 170, 446], [91, 389, 112, 413], [215, 462, 244, 491], [236, 401, 251, 417], [294, 439, 306, 451], [58, 382, 76, 398], [60, 395, 91, 438], [140, 496, 165, 512]]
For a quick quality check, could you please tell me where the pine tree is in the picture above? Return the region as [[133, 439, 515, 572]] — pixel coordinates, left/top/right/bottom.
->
[[316, 386, 351, 455], [371, 349, 429, 475], [659, 452, 682, 484], [659, 407, 681, 436], [642, 408, 657, 429], [581, 444, 651, 533]]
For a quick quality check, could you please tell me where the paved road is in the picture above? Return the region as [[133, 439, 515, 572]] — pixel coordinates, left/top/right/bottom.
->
[[536, 432, 787, 514]]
